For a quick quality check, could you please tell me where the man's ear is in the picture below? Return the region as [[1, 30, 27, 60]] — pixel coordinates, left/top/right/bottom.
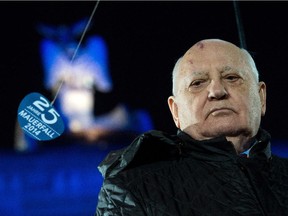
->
[[168, 96, 180, 128], [258, 81, 266, 116]]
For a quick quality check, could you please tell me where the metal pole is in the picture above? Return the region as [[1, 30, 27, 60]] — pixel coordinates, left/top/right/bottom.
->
[[233, 1, 247, 49]]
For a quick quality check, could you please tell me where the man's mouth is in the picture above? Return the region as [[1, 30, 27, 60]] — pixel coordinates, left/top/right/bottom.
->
[[207, 107, 235, 118]]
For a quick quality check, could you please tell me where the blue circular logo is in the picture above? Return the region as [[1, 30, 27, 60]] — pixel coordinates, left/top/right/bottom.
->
[[17, 92, 65, 141]]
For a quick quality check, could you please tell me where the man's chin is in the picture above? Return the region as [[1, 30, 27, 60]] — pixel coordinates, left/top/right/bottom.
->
[[183, 122, 251, 140], [201, 127, 248, 139]]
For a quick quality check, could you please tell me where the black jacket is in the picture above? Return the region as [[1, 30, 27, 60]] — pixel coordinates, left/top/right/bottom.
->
[[95, 129, 288, 216]]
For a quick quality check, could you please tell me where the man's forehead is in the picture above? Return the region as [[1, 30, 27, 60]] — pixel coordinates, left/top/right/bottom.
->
[[181, 66, 240, 78], [178, 50, 248, 80], [180, 41, 247, 71], [184, 40, 241, 57]]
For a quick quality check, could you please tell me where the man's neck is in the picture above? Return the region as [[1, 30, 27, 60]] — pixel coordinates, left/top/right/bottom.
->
[[226, 135, 256, 154]]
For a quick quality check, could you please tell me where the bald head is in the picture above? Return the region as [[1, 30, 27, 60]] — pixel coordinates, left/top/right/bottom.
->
[[172, 39, 259, 96], [167, 38, 266, 152]]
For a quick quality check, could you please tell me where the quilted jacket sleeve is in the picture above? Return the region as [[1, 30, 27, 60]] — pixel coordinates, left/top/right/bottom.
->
[[95, 177, 147, 216]]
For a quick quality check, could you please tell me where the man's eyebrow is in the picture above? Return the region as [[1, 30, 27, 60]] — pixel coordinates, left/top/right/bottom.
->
[[221, 66, 232, 72], [219, 66, 241, 74], [183, 71, 208, 86], [190, 70, 208, 76]]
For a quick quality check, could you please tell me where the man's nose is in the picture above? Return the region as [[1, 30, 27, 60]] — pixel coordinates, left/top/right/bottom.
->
[[207, 80, 228, 100]]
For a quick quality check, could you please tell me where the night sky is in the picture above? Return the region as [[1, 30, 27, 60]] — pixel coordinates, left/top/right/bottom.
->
[[2, 1, 288, 149]]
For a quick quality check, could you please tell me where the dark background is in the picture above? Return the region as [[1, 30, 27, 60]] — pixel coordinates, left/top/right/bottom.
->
[[1, 1, 288, 146], [1, 2, 288, 215]]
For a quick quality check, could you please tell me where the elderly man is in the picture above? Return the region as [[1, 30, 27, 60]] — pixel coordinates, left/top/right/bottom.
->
[[95, 39, 288, 216]]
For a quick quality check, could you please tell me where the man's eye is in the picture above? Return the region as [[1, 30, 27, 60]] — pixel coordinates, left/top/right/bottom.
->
[[225, 75, 240, 82], [191, 80, 205, 87]]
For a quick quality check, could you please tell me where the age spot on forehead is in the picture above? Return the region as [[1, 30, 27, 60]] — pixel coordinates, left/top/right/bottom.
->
[[196, 42, 204, 49]]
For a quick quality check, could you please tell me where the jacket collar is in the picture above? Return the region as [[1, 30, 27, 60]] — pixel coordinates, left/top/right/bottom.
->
[[177, 128, 272, 161], [98, 128, 272, 178]]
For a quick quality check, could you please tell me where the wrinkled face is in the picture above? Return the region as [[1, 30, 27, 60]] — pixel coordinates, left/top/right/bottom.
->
[[168, 40, 266, 140]]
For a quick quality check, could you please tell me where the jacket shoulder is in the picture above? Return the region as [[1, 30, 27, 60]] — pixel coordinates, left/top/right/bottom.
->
[[98, 130, 181, 178]]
